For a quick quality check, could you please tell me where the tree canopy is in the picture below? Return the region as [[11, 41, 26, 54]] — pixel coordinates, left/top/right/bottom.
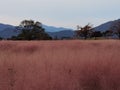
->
[[11, 20, 52, 40], [75, 24, 93, 39]]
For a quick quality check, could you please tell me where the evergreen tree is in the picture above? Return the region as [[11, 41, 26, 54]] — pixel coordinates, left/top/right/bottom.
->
[[0, 36, 2, 40], [110, 21, 120, 39]]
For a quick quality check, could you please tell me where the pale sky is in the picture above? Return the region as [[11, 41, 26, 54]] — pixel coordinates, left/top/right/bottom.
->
[[0, 0, 120, 29]]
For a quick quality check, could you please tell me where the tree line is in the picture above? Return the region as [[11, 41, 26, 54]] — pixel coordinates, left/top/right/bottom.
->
[[10, 20, 52, 40], [75, 22, 120, 40], [0, 19, 120, 40]]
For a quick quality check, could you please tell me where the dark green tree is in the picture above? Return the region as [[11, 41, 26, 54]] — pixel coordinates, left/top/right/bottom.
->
[[110, 21, 120, 39], [91, 31, 103, 39], [13, 20, 52, 40], [103, 30, 113, 38], [0, 36, 2, 40]]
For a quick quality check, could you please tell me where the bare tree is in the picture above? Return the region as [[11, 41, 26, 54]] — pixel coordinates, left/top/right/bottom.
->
[[75, 24, 93, 39]]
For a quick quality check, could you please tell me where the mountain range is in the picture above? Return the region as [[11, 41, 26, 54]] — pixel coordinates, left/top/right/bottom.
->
[[94, 19, 120, 32], [0, 19, 120, 39], [0, 23, 74, 39]]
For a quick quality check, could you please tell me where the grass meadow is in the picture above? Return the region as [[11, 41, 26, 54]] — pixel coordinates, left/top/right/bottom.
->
[[0, 40, 120, 90]]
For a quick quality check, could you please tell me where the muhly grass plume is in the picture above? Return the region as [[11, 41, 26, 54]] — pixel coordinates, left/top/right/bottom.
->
[[0, 40, 120, 90]]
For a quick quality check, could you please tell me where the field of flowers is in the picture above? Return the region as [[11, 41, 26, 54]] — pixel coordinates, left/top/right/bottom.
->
[[0, 40, 120, 90]]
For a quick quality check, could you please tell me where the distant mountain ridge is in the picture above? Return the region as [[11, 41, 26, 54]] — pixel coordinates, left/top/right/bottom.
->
[[0, 24, 73, 38], [0, 23, 15, 31], [94, 19, 120, 32], [42, 25, 72, 32], [0, 19, 120, 39], [48, 30, 75, 39]]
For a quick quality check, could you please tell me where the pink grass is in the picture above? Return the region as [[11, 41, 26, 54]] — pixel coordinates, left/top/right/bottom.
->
[[0, 40, 120, 90]]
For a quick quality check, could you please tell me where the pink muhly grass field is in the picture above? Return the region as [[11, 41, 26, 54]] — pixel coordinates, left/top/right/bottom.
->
[[0, 40, 120, 90]]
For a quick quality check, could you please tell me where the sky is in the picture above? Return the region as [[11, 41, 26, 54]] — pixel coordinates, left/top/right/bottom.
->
[[0, 0, 120, 29]]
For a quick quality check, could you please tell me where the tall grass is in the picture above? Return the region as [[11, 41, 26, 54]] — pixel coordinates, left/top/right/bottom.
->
[[0, 40, 120, 90]]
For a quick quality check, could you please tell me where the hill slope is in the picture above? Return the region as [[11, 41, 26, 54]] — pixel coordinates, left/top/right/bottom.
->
[[48, 30, 75, 39], [94, 19, 120, 32]]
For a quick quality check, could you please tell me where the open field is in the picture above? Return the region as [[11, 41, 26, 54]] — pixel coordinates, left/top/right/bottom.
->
[[0, 40, 120, 90]]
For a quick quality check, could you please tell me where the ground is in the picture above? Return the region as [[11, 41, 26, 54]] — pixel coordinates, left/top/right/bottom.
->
[[0, 40, 120, 90]]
